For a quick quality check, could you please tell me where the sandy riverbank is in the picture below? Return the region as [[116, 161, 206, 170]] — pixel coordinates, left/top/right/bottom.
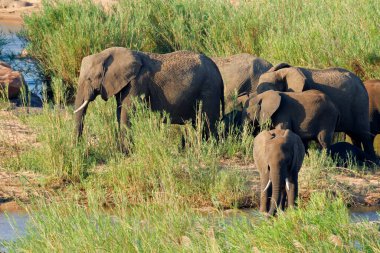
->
[[0, 0, 41, 25]]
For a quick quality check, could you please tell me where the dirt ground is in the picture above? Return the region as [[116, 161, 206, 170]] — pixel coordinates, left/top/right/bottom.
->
[[0, 0, 41, 24], [0, 109, 46, 211]]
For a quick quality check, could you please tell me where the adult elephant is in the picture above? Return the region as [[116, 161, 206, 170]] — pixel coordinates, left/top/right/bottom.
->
[[254, 129, 305, 215], [74, 47, 224, 147], [257, 63, 375, 157], [212, 54, 272, 114], [243, 90, 339, 149], [364, 80, 380, 151]]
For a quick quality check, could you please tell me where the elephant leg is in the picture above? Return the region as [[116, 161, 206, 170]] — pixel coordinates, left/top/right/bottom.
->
[[361, 133, 376, 158], [348, 133, 362, 149], [116, 100, 121, 126], [119, 103, 132, 154], [200, 97, 220, 139], [118, 83, 142, 154], [279, 189, 287, 211], [317, 130, 333, 149], [350, 132, 376, 158], [302, 140, 309, 154]]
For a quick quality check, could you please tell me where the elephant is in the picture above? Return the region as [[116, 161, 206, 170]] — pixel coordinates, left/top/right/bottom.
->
[[253, 128, 305, 215], [74, 47, 224, 149], [256, 63, 375, 157], [212, 54, 273, 114], [328, 142, 374, 167], [364, 80, 380, 152], [243, 90, 339, 149]]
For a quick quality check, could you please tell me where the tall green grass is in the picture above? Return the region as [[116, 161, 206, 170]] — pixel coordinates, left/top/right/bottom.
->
[[24, 0, 380, 92], [6, 99, 254, 207], [4, 193, 380, 252]]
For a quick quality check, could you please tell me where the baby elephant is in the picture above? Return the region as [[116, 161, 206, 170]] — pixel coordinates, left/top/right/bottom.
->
[[254, 129, 305, 215], [243, 90, 339, 149]]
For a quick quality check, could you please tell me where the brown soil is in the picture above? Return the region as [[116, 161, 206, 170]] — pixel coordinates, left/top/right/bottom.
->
[[0, 109, 46, 212]]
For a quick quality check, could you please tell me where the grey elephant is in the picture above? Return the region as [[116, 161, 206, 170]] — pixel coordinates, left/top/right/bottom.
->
[[364, 80, 380, 152], [74, 47, 224, 147], [257, 63, 375, 157], [243, 90, 339, 149], [212, 54, 272, 114], [253, 128, 305, 215]]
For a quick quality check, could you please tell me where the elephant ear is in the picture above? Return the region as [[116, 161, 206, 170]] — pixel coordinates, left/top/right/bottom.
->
[[290, 133, 305, 173], [259, 90, 281, 124], [243, 94, 263, 123], [276, 67, 307, 92], [101, 48, 142, 99]]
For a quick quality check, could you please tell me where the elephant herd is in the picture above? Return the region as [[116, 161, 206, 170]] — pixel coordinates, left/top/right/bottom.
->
[[74, 47, 379, 215]]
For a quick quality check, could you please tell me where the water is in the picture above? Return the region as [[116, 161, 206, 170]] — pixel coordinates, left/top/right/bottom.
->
[[0, 206, 377, 251], [350, 206, 380, 223], [0, 22, 45, 98], [0, 212, 29, 251]]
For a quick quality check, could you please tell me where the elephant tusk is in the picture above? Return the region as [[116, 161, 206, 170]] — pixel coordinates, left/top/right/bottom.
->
[[263, 180, 271, 192], [285, 178, 290, 191], [74, 100, 89, 113]]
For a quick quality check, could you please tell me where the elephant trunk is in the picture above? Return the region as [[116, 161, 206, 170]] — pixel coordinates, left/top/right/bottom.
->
[[268, 173, 282, 216], [74, 86, 91, 139]]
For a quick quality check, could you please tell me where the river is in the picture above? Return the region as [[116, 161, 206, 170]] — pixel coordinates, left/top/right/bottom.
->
[[0, 21, 45, 102]]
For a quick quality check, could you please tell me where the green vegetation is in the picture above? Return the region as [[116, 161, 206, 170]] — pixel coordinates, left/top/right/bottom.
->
[[5, 193, 380, 252], [24, 0, 380, 91], [1, 0, 379, 251], [3, 98, 379, 251]]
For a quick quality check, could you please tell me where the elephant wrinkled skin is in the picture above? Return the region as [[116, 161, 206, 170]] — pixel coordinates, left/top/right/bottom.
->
[[253, 129, 305, 215], [212, 54, 272, 113], [243, 90, 339, 149], [74, 47, 224, 149], [257, 63, 374, 157]]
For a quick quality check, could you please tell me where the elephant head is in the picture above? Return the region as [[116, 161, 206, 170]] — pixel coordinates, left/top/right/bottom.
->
[[74, 47, 142, 138], [242, 90, 281, 128], [256, 63, 307, 94], [254, 129, 305, 215]]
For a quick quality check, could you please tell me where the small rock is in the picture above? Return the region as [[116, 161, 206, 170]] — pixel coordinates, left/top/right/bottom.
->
[[0, 61, 25, 99], [20, 49, 28, 58]]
